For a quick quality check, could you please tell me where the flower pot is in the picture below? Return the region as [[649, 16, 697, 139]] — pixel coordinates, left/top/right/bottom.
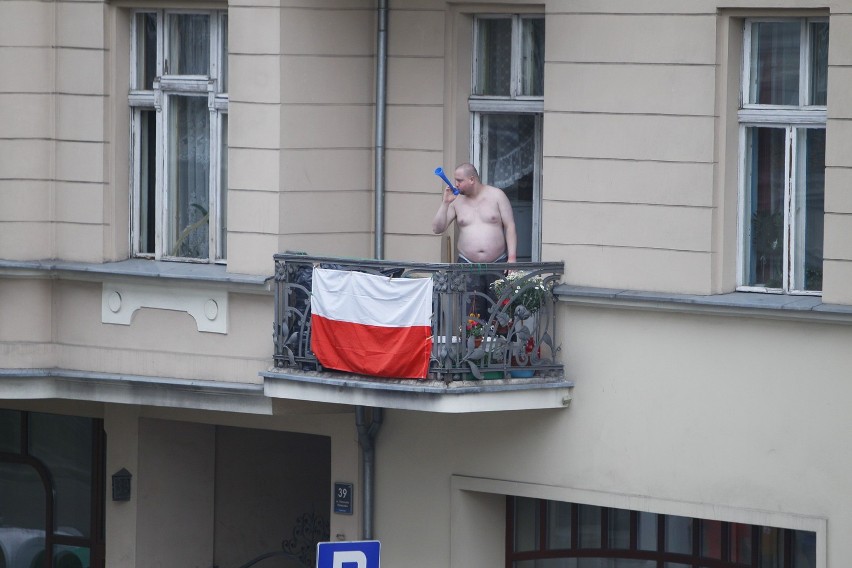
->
[[509, 369, 535, 378]]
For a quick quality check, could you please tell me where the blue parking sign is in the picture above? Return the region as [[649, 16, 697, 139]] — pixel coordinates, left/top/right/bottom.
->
[[316, 541, 380, 568]]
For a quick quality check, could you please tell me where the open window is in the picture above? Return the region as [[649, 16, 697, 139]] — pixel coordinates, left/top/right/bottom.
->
[[470, 14, 544, 262], [129, 10, 229, 262], [738, 19, 827, 293]]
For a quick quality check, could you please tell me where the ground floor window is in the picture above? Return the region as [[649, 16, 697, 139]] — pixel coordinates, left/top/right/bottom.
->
[[507, 497, 815, 568], [0, 410, 105, 568]]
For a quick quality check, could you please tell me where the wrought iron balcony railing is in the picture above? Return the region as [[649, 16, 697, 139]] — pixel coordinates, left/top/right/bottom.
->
[[273, 253, 564, 382]]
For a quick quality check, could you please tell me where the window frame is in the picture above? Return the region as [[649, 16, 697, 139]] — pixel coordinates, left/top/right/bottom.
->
[[736, 17, 827, 295], [0, 411, 106, 568], [506, 496, 818, 568], [470, 13, 544, 262], [129, 9, 228, 264]]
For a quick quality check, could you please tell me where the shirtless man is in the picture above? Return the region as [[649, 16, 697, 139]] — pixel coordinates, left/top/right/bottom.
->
[[431, 163, 517, 263]]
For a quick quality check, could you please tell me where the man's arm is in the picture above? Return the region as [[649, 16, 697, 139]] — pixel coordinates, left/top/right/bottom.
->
[[496, 191, 517, 262], [431, 187, 458, 234]]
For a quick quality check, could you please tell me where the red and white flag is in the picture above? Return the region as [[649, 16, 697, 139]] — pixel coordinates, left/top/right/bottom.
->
[[310, 267, 433, 379]]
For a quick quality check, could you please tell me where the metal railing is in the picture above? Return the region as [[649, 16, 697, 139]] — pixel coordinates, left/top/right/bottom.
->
[[273, 253, 564, 382]]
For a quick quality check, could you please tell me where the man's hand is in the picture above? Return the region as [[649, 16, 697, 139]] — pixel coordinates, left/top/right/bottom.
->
[[432, 187, 458, 234], [442, 185, 458, 203]]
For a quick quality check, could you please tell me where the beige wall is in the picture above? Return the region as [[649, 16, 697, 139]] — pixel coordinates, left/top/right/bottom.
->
[[5, 1, 852, 567], [374, 305, 847, 566], [0, 0, 850, 298], [136, 418, 216, 568]]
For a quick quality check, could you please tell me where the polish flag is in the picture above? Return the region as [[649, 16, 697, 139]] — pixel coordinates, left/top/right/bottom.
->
[[310, 267, 433, 379]]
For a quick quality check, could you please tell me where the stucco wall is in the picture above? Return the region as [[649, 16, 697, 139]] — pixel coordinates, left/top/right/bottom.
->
[[374, 306, 848, 566]]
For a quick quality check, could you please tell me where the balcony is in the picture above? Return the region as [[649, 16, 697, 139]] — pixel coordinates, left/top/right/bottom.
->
[[261, 254, 573, 413]]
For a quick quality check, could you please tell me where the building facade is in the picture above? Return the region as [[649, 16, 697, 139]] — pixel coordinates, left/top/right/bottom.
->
[[2, 0, 851, 566]]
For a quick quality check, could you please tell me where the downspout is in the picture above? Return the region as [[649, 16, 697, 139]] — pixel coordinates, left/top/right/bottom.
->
[[374, 0, 388, 260], [356, 406, 383, 539]]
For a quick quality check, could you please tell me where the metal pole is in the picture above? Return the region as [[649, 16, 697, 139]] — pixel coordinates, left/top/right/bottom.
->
[[356, 406, 383, 540], [373, 0, 388, 260]]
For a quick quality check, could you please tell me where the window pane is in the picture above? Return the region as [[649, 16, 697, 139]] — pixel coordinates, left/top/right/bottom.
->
[[0, 409, 21, 453], [637, 512, 657, 551], [730, 523, 753, 564], [547, 501, 572, 549], [514, 497, 540, 552], [520, 18, 544, 96], [135, 13, 157, 90], [479, 113, 537, 261], [29, 414, 93, 538], [218, 114, 228, 260], [809, 22, 828, 106], [792, 530, 816, 568], [138, 110, 157, 255], [169, 14, 209, 75], [54, 545, 90, 568], [577, 505, 601, 549], [794, 128, 824, 292], [167, 95, 210, 259], [700, 520, 723, 559], [744, 127, 786, 288], [0, 462, 46, 530], [759, 526, 784, 568], [475, 18, 512, 96], [664, 515, 692, 555], [749, 21, 801, 105], [515, 560, 577, 568], [608, 509, 630, 550]]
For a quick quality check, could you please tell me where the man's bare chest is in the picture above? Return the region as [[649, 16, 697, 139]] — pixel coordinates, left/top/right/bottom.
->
[[455, 201, 501, 227]]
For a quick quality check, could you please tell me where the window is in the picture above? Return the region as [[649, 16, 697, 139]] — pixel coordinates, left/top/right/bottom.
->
[[471, 15, 544, 262], [507, 497, 817, 568], [738, 19, 827, 293], [129, 11, 228, 262], [0, 410, 106, 568]]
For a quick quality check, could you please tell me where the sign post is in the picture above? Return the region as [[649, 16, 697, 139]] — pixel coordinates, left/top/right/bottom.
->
[[316, 540, 380, 568]]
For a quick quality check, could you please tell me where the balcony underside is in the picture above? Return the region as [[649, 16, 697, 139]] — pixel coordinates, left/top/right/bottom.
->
[[262, 369, 574, 413]]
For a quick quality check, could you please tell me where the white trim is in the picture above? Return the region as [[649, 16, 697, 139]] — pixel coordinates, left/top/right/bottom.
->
[[102, 280, 228, 333], [737, 17, 827, 294], [158, 76, 209, 93], [468, 97, 543, 114], [129, 9, 228, 263], [737, 108, 825, 125], [532, 114, 542, 261]]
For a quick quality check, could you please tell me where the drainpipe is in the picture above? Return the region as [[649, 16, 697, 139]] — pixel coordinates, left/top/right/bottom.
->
[[356, 406, 383, 539], [374, 0, 388, 260]]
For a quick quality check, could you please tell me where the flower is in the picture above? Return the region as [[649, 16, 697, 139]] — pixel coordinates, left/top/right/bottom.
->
[[466, 313, 484, 337], [491, 271, 554, 315]]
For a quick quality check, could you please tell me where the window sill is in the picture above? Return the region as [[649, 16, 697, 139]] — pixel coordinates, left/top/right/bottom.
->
[[554, 284, 852, 325], [0, 258, 271, 293]]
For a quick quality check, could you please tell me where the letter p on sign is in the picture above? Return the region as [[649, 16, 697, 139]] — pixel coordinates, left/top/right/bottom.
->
[[317, 541, 380, 568], [332, 550, 367, 568]]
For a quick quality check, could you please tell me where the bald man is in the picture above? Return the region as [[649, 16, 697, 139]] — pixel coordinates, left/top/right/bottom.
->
[[432, 163, 517, 315], [431, 163, 517, 264]]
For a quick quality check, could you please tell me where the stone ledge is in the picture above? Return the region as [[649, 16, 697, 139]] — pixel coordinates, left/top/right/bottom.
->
[[555, 284, 852, 324]]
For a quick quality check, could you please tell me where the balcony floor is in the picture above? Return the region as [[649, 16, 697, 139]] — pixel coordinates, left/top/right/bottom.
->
[[261, 368, 574, 413]]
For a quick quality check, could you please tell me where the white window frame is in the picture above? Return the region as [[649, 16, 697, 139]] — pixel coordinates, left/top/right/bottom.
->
[[736, 17, 826, 295], [129, 10, 228, 263], [470, 14, 544, 262]]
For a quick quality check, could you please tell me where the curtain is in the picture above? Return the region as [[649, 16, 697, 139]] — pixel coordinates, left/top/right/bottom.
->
[[168, 95, 210, 258]]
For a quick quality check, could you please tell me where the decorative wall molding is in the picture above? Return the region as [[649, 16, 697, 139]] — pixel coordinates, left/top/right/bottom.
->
[[102, 281, 228, 334]]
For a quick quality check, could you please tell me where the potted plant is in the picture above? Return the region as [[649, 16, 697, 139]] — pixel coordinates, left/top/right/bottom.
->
[[491, 271, 554, 316]]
